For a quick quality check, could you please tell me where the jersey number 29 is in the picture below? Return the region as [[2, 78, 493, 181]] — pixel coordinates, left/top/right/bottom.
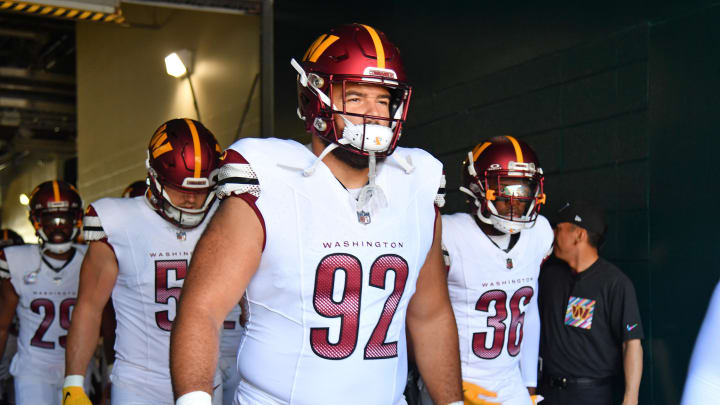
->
[[29, 298, 76, 349]]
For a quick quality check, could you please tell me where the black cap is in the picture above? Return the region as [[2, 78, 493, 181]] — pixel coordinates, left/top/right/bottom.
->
[[551, 200, 607, 236]]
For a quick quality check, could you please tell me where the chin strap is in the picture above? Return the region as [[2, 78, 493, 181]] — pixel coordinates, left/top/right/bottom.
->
[[356, 151, 388, 216]]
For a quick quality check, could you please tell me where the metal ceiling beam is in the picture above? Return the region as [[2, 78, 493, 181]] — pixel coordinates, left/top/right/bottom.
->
[[0, 27, 45, 40], [0, 97, 76, 114], [0, 82, 76, 97], [0, 67, 75, 86]]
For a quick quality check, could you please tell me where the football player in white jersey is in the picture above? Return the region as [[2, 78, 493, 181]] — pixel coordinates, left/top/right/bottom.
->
[[219, 305, 243, 405], [62, 118, 223, 405], [680, 280, 720, 404], [0, 180, 87, 405], [428, 136, 553, 405], [0, 229, 24, 403], [98, 180, 150, 404], [170, 23, 465, 405]]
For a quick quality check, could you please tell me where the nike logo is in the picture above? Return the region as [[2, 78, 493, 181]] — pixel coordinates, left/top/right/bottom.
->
[[626, 323, 638, 331], [64, 392, 71, 402]]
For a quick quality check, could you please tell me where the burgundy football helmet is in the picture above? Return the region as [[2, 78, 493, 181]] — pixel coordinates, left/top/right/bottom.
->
[[122, 180, 148, 198], [0, 229, 24, 247], [28, 180, 83, 253], [460, 136, 546, 234], [293, 23, 412, 157], [145, 118, 221, 228]]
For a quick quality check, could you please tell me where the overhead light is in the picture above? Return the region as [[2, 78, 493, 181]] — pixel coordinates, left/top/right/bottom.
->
[[164, 49, 202, 121], [19, 193, 29, 206], [165, 50, 193, 78]]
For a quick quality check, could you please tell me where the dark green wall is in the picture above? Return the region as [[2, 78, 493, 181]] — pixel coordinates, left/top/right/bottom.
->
[[273, 2, 720, 403]]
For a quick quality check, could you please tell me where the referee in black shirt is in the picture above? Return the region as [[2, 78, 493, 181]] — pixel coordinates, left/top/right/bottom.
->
[[538, 201, 643, 405]]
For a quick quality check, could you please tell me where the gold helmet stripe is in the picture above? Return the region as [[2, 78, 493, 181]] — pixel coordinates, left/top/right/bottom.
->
[[472, 142, 492, 161], [505, 135, 524, 163], [308, 35, 339, 63], [185, 119, 202, 178], [360, 24, 385, 68], [52, 180, 60, 202], [303, 34, 327, 61]]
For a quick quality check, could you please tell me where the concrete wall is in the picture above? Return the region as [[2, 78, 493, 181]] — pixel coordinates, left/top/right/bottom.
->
[[76, 3, 260, 203], [273, 1, 720, 403]]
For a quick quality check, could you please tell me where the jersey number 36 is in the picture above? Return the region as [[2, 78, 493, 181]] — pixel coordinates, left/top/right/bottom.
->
[[473, 287, 533, 359]]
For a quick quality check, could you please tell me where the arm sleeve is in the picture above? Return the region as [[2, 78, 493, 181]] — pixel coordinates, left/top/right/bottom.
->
[[216, 149, 260, 201], [680, 281, 720, 405], [435, 171, 446, 208], [617, 275, 644, 341], [441, 242, 451, 272], [83, 205, 108, 242], [216, 148, 266, 251], [520, 282, 541, 387], [0, 250, 8, 280]]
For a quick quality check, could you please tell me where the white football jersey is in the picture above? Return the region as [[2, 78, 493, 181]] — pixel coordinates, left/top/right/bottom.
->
[[442, 213, 552, 390], [84, 196, 217, 403], [0, 243, 86, 383], [217, 138, 444, 405]]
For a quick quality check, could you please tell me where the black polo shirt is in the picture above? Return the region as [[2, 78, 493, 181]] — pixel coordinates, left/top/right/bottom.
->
[[538, 257, 643, 379]]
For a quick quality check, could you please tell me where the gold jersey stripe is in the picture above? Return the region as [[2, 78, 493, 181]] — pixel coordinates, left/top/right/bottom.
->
[[360, 24, 385, 69], [505, 135, 524, 163], [185, 119, 202, 178]]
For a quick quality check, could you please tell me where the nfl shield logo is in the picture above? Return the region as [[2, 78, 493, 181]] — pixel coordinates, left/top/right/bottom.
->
[[506, 258, 514, 269], [176, 231, 187, 241], [357, 210, 371, 225]]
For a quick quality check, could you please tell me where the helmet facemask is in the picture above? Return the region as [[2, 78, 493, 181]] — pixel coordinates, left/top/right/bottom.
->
[[293, 59, 412, 158], [146, 153, 217, 229], [32, 210, 81, 254], [460, 152, 546, 234]]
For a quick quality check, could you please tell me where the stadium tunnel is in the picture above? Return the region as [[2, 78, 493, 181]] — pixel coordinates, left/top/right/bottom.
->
[[3, 1, 720, 404]]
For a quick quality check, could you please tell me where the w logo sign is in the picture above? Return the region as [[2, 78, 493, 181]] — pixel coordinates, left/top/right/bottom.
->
[[564, 296, 596, 330], [572, 305, 591, 320]]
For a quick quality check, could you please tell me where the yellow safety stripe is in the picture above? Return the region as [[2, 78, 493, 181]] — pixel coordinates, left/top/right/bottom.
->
[[0, 1, 124, 23]]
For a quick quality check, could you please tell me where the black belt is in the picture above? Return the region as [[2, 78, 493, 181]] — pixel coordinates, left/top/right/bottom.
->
[[544, 375, 614, 390]]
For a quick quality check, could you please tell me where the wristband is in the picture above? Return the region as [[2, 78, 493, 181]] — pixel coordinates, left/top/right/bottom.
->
[[63, 375, 85, 388], [447, 402, 464, 405], [176, 391, 212, 405]]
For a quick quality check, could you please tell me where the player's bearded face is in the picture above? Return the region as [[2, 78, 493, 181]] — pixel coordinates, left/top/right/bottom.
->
[[488, 177, 532, 219], [329, 83, 391, 169], [164, 186, 209, 210], [41, 213, 74, 243]]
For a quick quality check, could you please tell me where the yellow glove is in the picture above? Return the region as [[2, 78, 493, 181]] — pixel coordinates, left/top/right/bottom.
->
[[462, 381, 500, 405], [531, 394, 544, 404], [62, 385, 92, 405]]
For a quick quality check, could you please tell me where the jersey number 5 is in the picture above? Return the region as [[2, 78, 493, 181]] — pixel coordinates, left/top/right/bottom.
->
[[155, 259, 187, 331], [311, 253, 409, 360], [473, 287, 533, 359]]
